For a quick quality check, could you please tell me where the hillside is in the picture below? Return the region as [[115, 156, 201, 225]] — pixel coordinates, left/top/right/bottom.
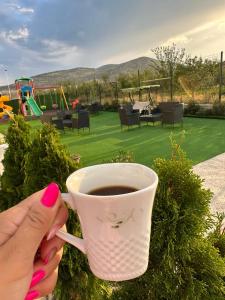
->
[[0, 56, 157, 92], [32, 56, 157, 86]]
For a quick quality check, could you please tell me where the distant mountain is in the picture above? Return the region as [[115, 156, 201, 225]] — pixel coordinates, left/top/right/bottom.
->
[[32, 56, 157, 86], [0, 57, 157, 92]]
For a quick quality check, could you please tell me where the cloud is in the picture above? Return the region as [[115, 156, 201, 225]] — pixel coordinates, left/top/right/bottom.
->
[[17, 7, 34, 14], [0, 27, 29, 43], [160, 16, 225, 57], [1, 0, 225, 84], [8, 3, 34, 14], [39, 39, 81, 64], [163, 35, 191, 46]]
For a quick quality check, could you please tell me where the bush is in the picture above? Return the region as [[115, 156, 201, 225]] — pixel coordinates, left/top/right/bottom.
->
[[111, 142, 225, 300], [212, 101, 225, 116], [184, 101, 200, 115], [110, 150, 134, 163], [208, 213, 225, 258], [23, 124, 110, 300], [0, 115, 31, 210], [102, 100, 119, 112], [23, 124, 77, 195]]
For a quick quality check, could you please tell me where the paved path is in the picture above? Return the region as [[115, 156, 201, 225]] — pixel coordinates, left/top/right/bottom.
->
[[193, 153, 225, 214]]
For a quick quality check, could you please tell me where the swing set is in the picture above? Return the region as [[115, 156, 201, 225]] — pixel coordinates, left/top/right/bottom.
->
[[34, 85, 69, 111], [121, 84, 160, 114]]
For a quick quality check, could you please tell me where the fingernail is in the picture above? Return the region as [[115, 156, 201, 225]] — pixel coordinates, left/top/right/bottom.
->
[[30, 269, 45, 288], [43, 247, 57, 265], [46, 224, 61, 241], [24, 290, 39, 300], [41, 182, 59, 207]]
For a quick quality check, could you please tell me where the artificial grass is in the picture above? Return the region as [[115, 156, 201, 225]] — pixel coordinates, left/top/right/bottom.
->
[[0, 112, 225, 167]]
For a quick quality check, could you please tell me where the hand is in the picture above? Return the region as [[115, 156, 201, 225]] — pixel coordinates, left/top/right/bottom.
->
[[0, 183, 68, 300]]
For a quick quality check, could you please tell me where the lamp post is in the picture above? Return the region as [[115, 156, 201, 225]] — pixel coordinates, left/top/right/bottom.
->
[[0, 65, 11, 99]]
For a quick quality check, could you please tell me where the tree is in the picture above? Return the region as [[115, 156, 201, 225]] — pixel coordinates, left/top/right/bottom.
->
[[23, 124, 110, 300], [111, 142, 225, 300], [0, 115, 31, 210], [178, 56, 218, 102], [152, 43, 186, 101]]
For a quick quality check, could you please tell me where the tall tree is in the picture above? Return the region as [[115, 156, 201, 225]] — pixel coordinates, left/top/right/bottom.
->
[[152, 43, 186, 101], [178, 56, 218, 101]]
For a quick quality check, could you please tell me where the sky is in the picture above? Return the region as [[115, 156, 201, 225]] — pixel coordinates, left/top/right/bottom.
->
[[0, 0, 225, 85]]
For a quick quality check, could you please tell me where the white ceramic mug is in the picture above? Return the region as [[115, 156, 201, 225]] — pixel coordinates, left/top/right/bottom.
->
[[56, 163, 158, 281]]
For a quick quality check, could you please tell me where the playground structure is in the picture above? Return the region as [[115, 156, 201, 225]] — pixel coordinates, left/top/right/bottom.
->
[[0, 94, 13, 119], [34, 85, 69, 111], [15, 77, 69, 117], [15, 77, 43, 117]]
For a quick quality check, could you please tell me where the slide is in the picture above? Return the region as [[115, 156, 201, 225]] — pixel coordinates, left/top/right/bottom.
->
[[27, 96, 43, 116]]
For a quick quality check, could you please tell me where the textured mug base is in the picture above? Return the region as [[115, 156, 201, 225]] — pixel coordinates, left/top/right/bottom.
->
[[91, 265, 148, 282]]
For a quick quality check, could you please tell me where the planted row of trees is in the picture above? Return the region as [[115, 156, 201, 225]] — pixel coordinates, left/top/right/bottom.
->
[[1, 116, 225, 299], [36, 44, 223, 106]]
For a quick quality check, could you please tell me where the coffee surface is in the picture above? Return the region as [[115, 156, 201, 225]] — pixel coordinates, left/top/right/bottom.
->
[[88, 185, 137, 196]]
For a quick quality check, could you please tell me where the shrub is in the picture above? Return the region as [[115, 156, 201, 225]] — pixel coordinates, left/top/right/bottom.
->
[[23, 124, 110, 300], [212, 101, 225, 116], [208, 213, 225, 258], [102, 100, 119, 112], [0, 115, 31, 210], [111, 142, 225, 300], [23, 124, 77, 195], [110, 150, 134, 163], [184, 101, 200, 115]]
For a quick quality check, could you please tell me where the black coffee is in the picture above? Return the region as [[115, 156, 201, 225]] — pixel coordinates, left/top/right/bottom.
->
[[88, 185, 138, 196]]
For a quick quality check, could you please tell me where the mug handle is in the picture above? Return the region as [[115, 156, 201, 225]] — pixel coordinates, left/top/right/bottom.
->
[[55, 193, 86, 254]]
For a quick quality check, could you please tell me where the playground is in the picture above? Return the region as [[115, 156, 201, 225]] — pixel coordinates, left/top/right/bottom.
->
[[0, 77, 70, 121]]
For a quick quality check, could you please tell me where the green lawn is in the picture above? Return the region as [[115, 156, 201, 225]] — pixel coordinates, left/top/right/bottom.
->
[[1, 112, 225, 167]]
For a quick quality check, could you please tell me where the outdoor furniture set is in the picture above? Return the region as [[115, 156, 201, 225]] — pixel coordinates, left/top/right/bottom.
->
[[119, 102, 184, 130], [41, 110, 90, 132]]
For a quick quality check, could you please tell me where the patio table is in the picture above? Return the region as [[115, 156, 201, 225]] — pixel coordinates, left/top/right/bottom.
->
[[139, 113, 161, 126]]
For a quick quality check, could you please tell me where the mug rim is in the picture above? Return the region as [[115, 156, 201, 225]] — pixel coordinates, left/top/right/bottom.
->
[[66, 162, 158, 199]]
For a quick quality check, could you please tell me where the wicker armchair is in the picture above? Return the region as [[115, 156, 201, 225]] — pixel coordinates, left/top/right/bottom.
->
[[72, 110, 90, 132], [118, 108, 140, 130], [51, 118, 65, 132], [159, 102, 183, 127], [56, 111, 73, 128]]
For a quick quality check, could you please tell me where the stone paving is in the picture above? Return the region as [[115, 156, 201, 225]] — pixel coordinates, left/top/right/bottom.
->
[[193, 152, 225, 214]]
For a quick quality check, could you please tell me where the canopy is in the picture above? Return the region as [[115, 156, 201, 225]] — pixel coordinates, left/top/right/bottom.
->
[[15, 77, 33, 83], [121, 84, 160, 93]]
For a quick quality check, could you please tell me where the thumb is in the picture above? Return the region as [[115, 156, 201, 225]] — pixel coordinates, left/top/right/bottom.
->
[[8, 183, 60, 263]]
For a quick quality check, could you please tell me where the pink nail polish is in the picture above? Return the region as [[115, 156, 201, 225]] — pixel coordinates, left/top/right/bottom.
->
[[30, 270, 45, 288], [43, 247, 57, 265], [41, 182, 59, 207], [24, 290, 40, 300], [46, 224, 61, 241]]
